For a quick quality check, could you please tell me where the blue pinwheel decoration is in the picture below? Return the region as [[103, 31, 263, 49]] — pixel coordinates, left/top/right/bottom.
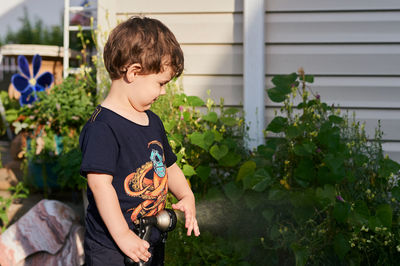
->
[[11, 54, 54, 106]]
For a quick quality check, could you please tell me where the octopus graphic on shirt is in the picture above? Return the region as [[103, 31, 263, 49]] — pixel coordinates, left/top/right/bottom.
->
[[124, 140, 168, 224]]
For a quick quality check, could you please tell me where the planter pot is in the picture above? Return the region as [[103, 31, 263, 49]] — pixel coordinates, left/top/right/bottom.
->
[[27, 161, 60, 189]]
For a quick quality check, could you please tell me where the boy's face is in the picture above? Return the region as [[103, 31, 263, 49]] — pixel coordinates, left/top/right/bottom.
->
[[127, 65, 173, 112]]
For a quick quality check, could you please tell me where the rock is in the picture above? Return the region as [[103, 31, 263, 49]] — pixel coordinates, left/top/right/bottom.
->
[[9, 134, 25, 160], [4, 160, 23, 182], [0, 168, 18, 190], [0, 199, 85, 266]]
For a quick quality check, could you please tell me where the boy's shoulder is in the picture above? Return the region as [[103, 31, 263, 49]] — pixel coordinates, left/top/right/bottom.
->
[[86, 105, 113, 124]]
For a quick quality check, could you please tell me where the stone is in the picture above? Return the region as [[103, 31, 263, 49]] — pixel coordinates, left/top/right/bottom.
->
[[0, 168, 18, 190], [9, 133, 25, 160], [4, 160, 23, 182], [0, 199, 85, 266]]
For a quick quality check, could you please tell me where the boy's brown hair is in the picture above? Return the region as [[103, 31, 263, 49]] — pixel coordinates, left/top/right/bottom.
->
[[104, 16, 184, 80]]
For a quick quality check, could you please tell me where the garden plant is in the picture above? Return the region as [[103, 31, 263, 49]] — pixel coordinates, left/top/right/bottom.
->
[[232, 70, 400, 265]]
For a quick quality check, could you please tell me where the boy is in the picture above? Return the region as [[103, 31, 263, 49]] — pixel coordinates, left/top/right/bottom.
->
[[79, 16, 200, 265]]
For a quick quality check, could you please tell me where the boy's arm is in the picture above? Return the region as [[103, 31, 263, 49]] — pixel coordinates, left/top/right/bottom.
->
[[87, 173, 151, 262], [167, 163, 200, 236]]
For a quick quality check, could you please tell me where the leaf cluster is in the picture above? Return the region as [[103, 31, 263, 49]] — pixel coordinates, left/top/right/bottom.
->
[[0, 182, 29, 232], [6, 76, 96, 190], [235, 71, 400, 265], [152, 82, 248, 196]]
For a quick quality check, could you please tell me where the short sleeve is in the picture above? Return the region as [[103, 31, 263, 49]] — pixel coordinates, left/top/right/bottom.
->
[[79, 121, 119, 177], [156, 116, 177, 168]]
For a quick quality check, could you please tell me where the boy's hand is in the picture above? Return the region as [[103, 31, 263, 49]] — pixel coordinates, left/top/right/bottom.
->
[[116, 229, 151, 263], [172, 195, 200, 236]]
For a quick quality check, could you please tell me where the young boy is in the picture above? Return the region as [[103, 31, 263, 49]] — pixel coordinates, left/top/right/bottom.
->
[[79, 16, 200, 265]]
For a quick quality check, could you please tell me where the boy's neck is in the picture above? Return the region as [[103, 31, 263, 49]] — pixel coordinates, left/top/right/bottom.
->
[[101, 80, 149, 126]]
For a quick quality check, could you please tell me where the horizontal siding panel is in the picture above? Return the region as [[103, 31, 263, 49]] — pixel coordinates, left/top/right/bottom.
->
[[182, 45, 400, 75], [116, 13, 242, 44], [266, 12, 400, 43], [115, 0, 242, 13], [266, 0, 400, 12], [182, 76, 400, 109], [382, 142, 400, 162], [182, 45, 242, 75], [181, 76, 242, 105], [115, 0, 400, 13], [266, 45, 400, 76], [265, 108, 400, 141], [266, 77, 400, 108], [119, 12, 400, 44]]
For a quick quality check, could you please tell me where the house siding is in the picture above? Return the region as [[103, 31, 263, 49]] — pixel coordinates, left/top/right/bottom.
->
[[106, 0, 400, 161]]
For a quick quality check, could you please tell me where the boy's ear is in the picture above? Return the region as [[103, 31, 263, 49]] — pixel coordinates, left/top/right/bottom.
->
[[125, 63, 142, 82]]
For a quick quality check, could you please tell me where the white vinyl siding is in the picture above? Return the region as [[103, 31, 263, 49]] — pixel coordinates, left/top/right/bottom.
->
[[106, 0, 400, 161]]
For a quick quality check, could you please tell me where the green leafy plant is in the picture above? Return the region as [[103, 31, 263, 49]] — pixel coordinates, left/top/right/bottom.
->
[[6, 75, 96, 191], [165, 220, 251, 266], [236, 70, 400, 265], [0, 182, 29, 232], [152, 82, 248, 196]]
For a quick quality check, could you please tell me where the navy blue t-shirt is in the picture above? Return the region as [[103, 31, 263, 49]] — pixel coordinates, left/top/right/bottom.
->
[[79, 105, 176, 250]]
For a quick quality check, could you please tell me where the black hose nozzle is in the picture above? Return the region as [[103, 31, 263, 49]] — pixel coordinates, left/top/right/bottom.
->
[[124, 209, 177, 266]]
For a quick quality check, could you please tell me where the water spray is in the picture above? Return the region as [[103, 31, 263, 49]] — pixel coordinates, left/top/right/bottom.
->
[[124, 209, 177, 266]]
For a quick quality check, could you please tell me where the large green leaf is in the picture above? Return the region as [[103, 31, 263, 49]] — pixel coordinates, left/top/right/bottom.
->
[[237, 161, 256, 181], [271, 72, 298, 88], [212, 130, 223, 142], [219, 152, 241, 167], [267, 87, 288, 103], [317, 166, 335, 185], [163, 120, 176, 132], [253, 172, 273, 192], [257, 145, 275, 159], [379, 158, 400, 178], [243, 191, 263, 210], [333, 201, 351, 223], [294, 142, 316, 157], [268, 187, 286, 201], [243, 168, 268, 190], [328, 115, 344, 124], [369, 216, 382, 230], [220, 116, 237, 126], [266, 116, 288, 133], [182, 164, 196, 177], [334, 233, 350, 259], [210, 144, 229, 160], [187, 96, 204, 107], [224, 107, 239, 115], [196, 165, 211, 182], [202, 112, 218, 123], [262, 208, 274, 223], [391, 186, 400, 201], [203, 131, 215, 147], [172, 93, 186, 107], [223, 181, 244, 203], [189, 132, 206, 150], [294, 159, 315, 187], [376, 204, 393, 229], [304, 75, 314, 83], [291, 243, 308, 266], [286, 125, 303, 138], [315, 184, 335, 206], [353, 200, 370, 224]]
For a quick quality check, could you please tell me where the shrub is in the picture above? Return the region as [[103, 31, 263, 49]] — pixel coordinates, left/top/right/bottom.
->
[[6, 75, 96, 191], [236, 70, 400, 265], [152, 81, 248, 196]]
